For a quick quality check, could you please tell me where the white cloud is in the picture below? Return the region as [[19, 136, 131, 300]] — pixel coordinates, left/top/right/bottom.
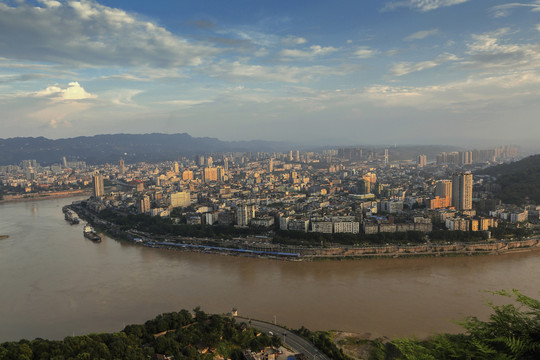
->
[[280, 45, 337, 59], [35, 81, 96, 101], [404, 29, 439, 41], [0, 0, 217, 68], [355, 47, 378, 59], [490, 1, 540, 18], [281, 35, 307, 45], [463, 28, 540, 70], [383, 0, 469, 12], [390, 53, 459, 76], [38, 0, 62, 8]]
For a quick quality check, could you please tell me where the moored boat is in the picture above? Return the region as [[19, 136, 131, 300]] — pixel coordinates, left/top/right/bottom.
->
[[83, 224, 101, 242]]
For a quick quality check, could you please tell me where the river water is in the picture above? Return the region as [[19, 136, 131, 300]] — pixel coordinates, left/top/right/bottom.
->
[[0, 197, 539, 342]]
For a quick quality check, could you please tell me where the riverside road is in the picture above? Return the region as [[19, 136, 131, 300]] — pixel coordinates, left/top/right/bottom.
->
[[236, 317, 329, 360]]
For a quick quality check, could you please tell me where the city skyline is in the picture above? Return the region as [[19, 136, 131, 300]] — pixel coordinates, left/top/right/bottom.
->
[[1, 0, 540, 147]]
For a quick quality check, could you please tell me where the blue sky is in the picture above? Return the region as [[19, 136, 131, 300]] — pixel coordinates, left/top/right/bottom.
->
[[1, 0, 540, 147]]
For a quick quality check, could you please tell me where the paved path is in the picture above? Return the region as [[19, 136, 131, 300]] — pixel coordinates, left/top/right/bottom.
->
[[236, 317, 330, 360]]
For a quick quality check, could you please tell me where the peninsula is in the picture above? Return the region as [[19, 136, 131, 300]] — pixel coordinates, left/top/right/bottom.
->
[[3, 139, 539, 260]]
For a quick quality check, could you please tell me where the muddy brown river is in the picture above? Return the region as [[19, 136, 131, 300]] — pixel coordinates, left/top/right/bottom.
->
[[1, 197, 538, 341]]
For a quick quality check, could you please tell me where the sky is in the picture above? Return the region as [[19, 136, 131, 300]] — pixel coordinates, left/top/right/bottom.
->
[[1, 0, 540, 147]]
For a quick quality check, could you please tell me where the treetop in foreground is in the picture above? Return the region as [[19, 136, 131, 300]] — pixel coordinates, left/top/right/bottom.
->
[[379, 289, 540, 360]]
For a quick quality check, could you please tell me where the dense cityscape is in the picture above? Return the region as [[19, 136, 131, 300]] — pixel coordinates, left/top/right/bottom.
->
[[2, 0, 540, 358], [3, 144, 538, 258]]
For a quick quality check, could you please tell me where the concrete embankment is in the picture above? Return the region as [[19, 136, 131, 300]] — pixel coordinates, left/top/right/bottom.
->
[[305, 238, 540, 259], [69, 203, 540, 261]]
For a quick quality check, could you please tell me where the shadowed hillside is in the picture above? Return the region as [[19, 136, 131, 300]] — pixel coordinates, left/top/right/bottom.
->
[[478, 154, 540, 205]]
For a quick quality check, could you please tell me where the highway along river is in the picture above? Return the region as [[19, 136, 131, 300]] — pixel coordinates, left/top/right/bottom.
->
[[1, 197, 539, 341]]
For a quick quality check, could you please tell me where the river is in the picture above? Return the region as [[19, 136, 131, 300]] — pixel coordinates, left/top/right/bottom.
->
[[0, 197, 539, 342]]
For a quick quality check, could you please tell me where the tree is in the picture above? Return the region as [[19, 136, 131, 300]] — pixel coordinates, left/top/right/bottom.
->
[[388, 290, 540, 359]]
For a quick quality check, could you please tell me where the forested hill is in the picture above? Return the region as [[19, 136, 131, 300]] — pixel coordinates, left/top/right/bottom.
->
[[478, 154, 540, 205], [0, 133, 289, 166], [0, 309, 281, 360]]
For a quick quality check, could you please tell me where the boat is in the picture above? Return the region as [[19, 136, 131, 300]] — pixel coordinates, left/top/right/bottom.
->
[[0, 235, 9, 240], [64, 209, 80, 225], [83, 224, 101, 242]]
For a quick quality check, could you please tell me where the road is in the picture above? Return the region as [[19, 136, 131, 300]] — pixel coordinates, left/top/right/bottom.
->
[[236, 317, 330, 360]]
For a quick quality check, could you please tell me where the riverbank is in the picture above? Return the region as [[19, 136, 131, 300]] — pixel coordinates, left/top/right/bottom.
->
[[0, 190, 91, 204], [68, 203, 540, 261]]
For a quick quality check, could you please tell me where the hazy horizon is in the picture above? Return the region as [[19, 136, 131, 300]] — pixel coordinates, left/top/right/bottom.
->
[[1, 1, 540, 147], [0, 131, 533, 153]]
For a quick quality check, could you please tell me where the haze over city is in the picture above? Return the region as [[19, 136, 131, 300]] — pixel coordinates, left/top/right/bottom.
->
[[1, 0, 540, 147]]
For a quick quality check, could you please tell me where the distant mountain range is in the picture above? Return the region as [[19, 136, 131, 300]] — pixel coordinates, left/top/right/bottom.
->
[[0, 133, 463, 166], [0, 133, 290, 166]]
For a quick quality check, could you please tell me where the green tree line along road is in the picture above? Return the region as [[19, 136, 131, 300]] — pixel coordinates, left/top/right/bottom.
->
[[236, 317, 331, 360]]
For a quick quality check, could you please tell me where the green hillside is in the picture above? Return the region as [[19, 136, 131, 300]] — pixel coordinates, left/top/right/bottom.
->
[[0, 309, 280, 360], [479, 154, 540, 205]]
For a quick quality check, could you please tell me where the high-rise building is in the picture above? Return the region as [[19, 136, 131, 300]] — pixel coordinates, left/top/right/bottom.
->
[[360, 178, 371, 194], [436, 152, 447, 165], [435, 180, 452, 207], [268, 158, 274, 173], [458, 151, 473, 165], [173, 161, 179, 174], [436, 180, 452, 197], [182, 170, 194, 180], [170, 191, 190, 208], [216, 166, 225, 181], [203, 167, 218, 183], [119, 159, 125, 174], [223, 157, 229, 172], [137, 195, 150, 214], [417, 154, 427, 167], [384, 149, 389, 166], [196, 155, 205, 166], [236, 204, 255, 226], [452, 172, 473, 211], [92, 173, 104, 198]]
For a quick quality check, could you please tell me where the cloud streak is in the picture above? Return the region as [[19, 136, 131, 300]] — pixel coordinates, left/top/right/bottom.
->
[[490, 1, 540, 18], [390, 53, 459, 76], [280, 45, 338, 59], [405, 29, 439, 41], [383, 0, 470, 12]]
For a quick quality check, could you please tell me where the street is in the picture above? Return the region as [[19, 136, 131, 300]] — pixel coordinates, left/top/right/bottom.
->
[[236, 317, 330, 360]]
